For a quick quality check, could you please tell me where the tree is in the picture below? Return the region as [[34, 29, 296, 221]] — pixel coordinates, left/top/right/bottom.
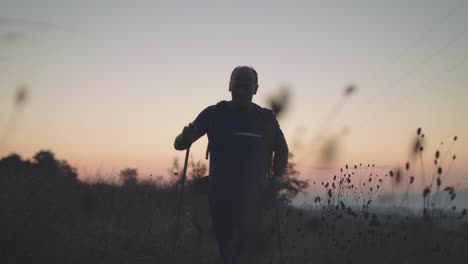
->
[[187, 156, 208, 195], [57, 159, 78, 179], [0, 153, 24, 175], [33, 150, 77, 180], [273, 152, 309, 203], [167, 156, 181, 186], [188, 156, 207, 181], [0, 153, 23, 168], [119, 168, 138, 185], [34, 150, 58, 171]]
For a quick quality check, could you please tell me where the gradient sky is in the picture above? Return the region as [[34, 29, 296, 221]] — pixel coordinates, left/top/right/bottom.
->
[[1, 0, 467, 189]]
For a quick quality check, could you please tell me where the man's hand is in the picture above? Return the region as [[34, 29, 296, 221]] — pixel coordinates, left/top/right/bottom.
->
[[174, 122, 197, 150], [182, 123, 196, 145]]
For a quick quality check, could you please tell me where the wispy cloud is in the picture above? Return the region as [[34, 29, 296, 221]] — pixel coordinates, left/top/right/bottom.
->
[[0, 16, 88, 36], [0, 17, 58, 30], [0, 31, 24, 45]]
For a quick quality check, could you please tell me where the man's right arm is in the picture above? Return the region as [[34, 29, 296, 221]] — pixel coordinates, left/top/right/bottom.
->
[[174, 125, 195, 150], [173, 105, 214, 151]]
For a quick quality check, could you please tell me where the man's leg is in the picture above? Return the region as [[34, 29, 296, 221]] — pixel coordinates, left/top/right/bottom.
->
[[238, 198, 267, 263], [208, 200, 240, 264]]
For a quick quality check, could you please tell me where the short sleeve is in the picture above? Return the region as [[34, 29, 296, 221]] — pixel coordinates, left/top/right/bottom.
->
[[192, 105, 216, 141]]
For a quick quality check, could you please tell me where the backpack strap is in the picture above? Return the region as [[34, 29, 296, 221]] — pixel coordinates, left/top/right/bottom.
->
[[259, 108, 276, 153], [205, 100, 229, 160]]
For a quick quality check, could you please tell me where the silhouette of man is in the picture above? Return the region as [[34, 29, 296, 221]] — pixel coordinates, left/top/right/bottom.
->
[[174, 66, 288, 264]]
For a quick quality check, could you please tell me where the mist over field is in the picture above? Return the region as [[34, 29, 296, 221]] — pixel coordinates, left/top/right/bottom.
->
[[293, 190, 468, 214]]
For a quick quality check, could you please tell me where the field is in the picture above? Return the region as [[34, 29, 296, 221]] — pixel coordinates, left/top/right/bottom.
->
[[1, 149, 467, 264]]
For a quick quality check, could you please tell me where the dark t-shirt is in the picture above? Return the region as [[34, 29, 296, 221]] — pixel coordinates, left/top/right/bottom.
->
[[192, 100, 288, 202]]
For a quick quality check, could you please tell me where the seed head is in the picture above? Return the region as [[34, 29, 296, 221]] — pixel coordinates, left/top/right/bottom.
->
[[438, 167, 443, 175], [344, 85, 356, 96], [15, 84, 28, 107], [423, 187, 430, 198], [412, 139, 420, 155], [269, 87, 290, 118], [417, 127, 421, 135], [395, 169, 402, 184]]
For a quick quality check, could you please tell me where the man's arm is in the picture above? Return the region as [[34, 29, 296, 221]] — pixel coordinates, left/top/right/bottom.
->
[[173, 105, 214, 151], [173, 124, 195, 150], [272, 118, 289, 179], [174, 134, 186, 150]]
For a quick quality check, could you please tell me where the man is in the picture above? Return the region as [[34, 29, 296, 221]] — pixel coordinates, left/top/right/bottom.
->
[[174, 66, 288, 264]]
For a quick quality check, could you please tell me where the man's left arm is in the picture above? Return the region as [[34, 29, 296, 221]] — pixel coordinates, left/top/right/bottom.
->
[[272, 117, 289, 179]]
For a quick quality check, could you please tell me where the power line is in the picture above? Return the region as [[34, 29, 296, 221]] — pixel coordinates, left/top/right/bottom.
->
[[353, 50, 468, 132], [344, 4, 468, 130], [375, 0, 464, 73], [346, 0, 466, 117]]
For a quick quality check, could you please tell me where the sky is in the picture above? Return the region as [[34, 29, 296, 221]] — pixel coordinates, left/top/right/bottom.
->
[[0, 0, 467, 190]]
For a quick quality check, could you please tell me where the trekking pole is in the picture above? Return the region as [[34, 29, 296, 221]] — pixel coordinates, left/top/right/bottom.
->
[[274, 191, 286, 264], [270, 172, 286, 264], [171, 145, 191, 261]]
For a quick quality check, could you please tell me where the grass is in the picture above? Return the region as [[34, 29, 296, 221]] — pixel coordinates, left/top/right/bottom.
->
[[0, 128, 467, 264]]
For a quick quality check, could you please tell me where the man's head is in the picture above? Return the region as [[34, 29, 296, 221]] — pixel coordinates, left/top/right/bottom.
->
[[229, 66, 258, 111]]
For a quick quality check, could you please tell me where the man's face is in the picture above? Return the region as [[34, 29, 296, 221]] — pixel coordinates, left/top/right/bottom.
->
[[229, 70, 258, 109]]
